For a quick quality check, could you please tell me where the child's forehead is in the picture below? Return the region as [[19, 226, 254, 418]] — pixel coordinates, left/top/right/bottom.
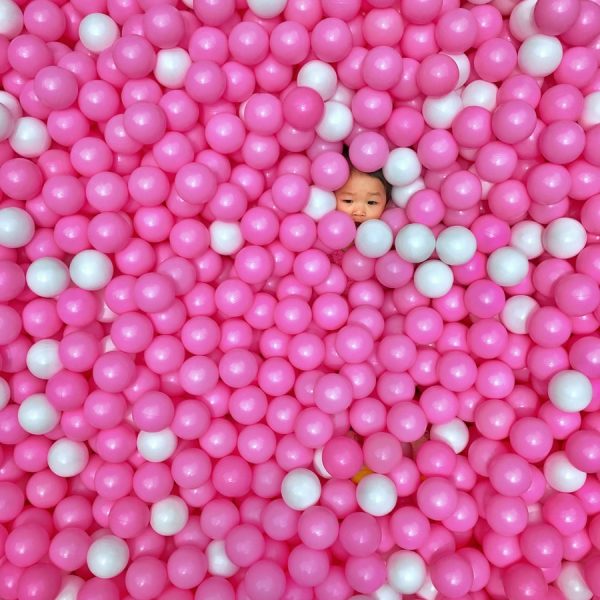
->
[[339, 170, 386, 193]]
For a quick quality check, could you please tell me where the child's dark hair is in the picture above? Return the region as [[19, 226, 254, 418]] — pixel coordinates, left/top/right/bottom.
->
[[341, 145, 392, 204]]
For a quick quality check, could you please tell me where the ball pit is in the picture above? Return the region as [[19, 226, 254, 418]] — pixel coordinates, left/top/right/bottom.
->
[[0, 0, 599, 598]]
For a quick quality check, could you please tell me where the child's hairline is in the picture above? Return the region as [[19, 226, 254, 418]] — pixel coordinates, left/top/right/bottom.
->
[[340, 145, 393, 204]]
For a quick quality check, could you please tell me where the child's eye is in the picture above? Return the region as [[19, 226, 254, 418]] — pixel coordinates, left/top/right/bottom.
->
[[368, 200, 379, 206], [342, 199, 352, 204]]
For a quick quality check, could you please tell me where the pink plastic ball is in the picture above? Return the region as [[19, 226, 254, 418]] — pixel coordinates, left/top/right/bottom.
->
[[430, 553, 474, 598], [417, 53, 459, 97]]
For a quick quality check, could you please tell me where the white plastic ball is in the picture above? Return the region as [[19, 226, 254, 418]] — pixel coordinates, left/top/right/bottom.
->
[[0, 91, 22, 119], [422, 91, 463, 129], [313, 448, 332, 479], [79, 13, 119, 53], [303, 186, 336, 221], [48, 438, 89, 477], [395, 223, 436, 263], [430, 418, 469, 454], [435, 226, 477, 266], [445, 53, 470, 88], [206, 540, 239, 577], [0, 0, 23, 39], [413, 260, 454, 298], [150, 495, 189, 536], [387, 550, 427, 594], [54, 576, 84, 600], [331, 83, 354, 106], [0, 377, 10, 410], [391, 178, 425, 208], [69, 250, 114, 291], [372, 584, 401, 600], [9, 116, 50, 158], [356, 473, 397, 516], [544, 451, 587, 493], [155, 48, 192, 89], [548, 370, 593, 413], [18, 393, 60, 435], [26, 257, 70, 298], [462, 80, 497, 111], [355, 220, 393, 258], [137, 428, 178, 462], [281, 468, 321, 510], [97, 296, 118, 324], [542, 217, 587, 259], [209, 221, 244, 255], [510, 221, 544, 259], [416, 575, 438, 600], [247, 0, 287, 18], [87, 535, 130, 579], [26, 339, 62, 380], [500, 295, 539, 334], [383, 148, 422, 187], [297, 61, 338, 101], [518, 34, 563, 77], [101, 335, 118, 353], [486, 246, 529, 287], [556, 563, 593, 600], [0, 104, 14, 141], [580, 91, 600, 129], [478, 174, 494, 199], [0, 206, 34, 248], [509, 0, 539, 41], [316, 101, 353, 142]]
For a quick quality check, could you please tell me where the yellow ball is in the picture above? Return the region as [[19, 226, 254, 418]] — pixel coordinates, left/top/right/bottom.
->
[[352, 465, 373, 484]]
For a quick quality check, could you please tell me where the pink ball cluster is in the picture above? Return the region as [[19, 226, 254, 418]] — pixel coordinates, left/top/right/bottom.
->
[[0, 0, 599, 599]]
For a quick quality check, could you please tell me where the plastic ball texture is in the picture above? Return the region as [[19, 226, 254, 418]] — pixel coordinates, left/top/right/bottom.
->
[[0, 0, 598, 598]]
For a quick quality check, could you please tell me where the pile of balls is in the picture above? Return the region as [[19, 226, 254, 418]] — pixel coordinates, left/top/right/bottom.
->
[[0, 0, 599, 598]]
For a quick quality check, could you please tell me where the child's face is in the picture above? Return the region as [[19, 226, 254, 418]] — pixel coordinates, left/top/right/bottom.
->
[[335, 169, 387, 224]]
